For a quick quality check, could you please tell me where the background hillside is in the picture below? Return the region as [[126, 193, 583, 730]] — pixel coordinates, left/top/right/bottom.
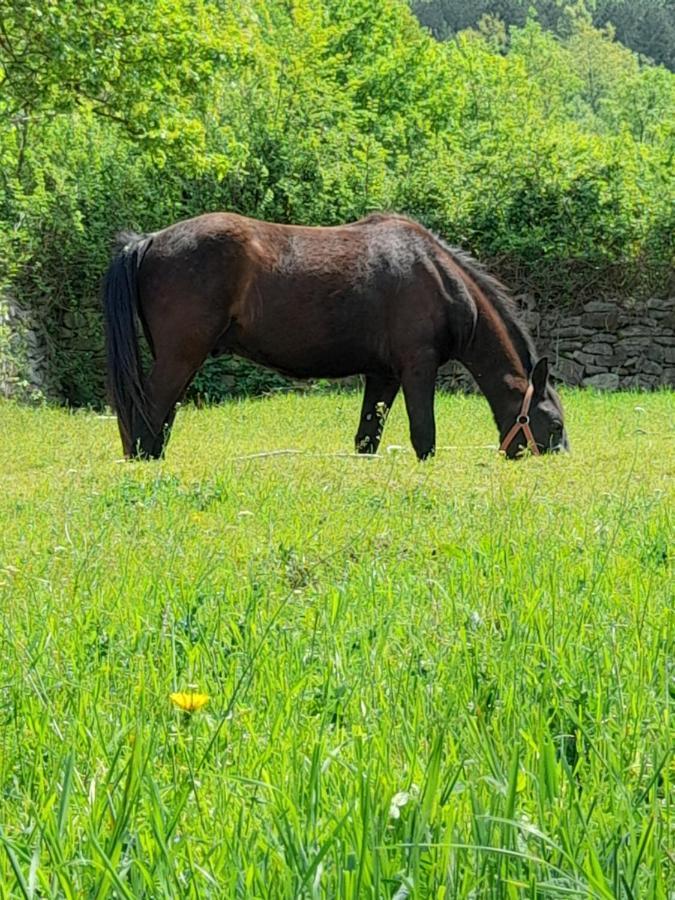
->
[[412, 0, 675, 70], [1, 0, 673, 403]]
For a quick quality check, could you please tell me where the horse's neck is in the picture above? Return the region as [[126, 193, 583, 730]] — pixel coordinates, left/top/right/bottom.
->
[[458, 308, 528, 432]]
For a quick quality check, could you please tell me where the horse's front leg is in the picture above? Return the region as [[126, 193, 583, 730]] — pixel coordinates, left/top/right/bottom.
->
[[354, 374, 400, 454], [401, 351, 438, 460]]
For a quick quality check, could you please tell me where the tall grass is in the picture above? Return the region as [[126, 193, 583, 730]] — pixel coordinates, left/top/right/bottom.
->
[[0, 390, 672, 897]]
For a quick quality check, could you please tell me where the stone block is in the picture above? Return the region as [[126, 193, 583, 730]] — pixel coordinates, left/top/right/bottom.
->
[[641, 359, 663, 376], [619, 325, 652, 338], [583, 373, 620, 390], [649, 311, 675, 329], [607, 349, 629, 366], [582, 342, 614, 356], [551, 357, 585, 384], [619, 340, 650, 354], [592, 332, 618, 344], [622, 374, 659, 390], [573, 350, 598, 366], [646, 297, 674, 312], [646, 345, 671, 364], [582, 311, 619, 329], [555, 343, 581, 356], [583, 300, 618, 313], [553, 326, 595, 339], [584, 362, 612, 375]]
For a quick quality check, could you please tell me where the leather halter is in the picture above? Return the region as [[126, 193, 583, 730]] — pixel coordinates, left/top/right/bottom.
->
[[499, 383, 541, 456]]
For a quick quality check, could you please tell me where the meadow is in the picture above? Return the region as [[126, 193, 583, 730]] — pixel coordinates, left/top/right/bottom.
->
[[0, 389, 672, 898]]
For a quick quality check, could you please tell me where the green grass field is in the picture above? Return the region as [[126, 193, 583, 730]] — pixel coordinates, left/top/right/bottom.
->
[[0, 390, 672, 898]]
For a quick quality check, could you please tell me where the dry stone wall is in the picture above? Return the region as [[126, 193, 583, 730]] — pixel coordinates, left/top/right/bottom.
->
[[543, 297, 674, 390], [439, 295, 675, 392], [2, 292, 674, 401], [0, 293, 50, 401]]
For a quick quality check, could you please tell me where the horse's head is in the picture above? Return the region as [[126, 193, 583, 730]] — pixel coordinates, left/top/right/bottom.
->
[[501, 358, 569, 458]]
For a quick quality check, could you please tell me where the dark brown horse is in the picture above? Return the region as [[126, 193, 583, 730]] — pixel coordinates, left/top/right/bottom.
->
[[103, 212, 568, 460]]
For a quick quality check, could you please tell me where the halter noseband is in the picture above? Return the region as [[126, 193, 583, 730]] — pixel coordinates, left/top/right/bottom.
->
[[499, 383, 541, 457]]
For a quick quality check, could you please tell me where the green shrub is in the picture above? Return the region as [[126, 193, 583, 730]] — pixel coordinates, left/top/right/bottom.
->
[[1, 0, 673, 404]]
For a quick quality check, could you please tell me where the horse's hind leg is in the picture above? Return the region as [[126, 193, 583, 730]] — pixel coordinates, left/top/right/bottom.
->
[[400, 352, 438, 460], [355, 375, 400, 454], [131, 355, 205, 459]]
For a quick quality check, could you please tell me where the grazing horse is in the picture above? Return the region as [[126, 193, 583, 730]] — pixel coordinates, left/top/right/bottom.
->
[[103, 212, 568, 460]]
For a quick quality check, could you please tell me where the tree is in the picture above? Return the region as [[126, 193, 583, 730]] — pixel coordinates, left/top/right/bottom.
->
[[411, 0, 675, 69]]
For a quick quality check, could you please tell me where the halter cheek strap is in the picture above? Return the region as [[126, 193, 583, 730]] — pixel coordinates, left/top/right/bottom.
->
[[499, 383, 540, 456]]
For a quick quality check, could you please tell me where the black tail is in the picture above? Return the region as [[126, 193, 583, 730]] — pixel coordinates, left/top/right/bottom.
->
[[102, 233, 151, 449]]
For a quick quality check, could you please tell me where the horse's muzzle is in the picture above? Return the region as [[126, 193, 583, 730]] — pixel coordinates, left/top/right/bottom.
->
[[550, 433, 570, 453]]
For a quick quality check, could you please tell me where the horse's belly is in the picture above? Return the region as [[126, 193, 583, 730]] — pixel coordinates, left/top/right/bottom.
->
[[230, 338, 373, 379], [228, 317, 378, 379]]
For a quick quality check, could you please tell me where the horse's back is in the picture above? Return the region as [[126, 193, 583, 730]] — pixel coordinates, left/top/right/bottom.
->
[[136, 210, 467, 375]]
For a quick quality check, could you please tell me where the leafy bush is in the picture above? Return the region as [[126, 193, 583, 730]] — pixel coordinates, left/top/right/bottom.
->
[[1, 0, 673, 404]]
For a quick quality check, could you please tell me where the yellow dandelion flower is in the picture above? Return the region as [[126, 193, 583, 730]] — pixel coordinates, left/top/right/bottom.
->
[[170, 692, 209, 713]]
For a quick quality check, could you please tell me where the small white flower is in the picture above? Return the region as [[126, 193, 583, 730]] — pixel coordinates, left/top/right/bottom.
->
[[389, 791, 410, 819]]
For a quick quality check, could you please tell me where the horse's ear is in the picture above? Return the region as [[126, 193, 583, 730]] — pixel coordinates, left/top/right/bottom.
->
[[531, 357, 549, 395]]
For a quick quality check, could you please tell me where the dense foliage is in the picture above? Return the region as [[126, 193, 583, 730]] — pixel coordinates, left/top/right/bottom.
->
[[0, 0, 673, 403]]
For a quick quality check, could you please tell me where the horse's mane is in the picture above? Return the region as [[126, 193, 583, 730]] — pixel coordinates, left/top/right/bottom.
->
[[438, 242, 537, 375], [356, 212, 536, 374]]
